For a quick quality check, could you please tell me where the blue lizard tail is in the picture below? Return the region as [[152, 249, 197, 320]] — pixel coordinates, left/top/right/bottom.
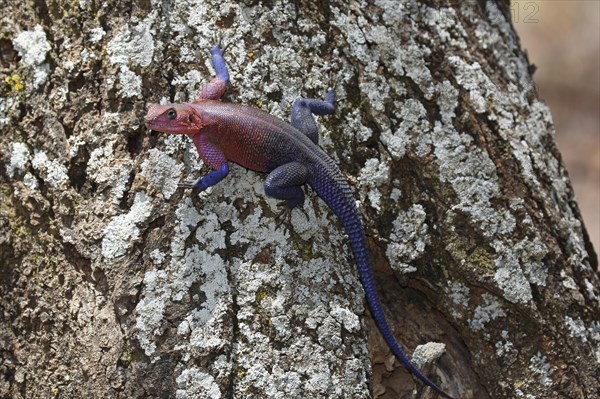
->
[[310, 170, 455, 399]]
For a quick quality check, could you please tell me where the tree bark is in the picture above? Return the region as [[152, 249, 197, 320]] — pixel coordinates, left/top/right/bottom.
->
[[1, 1, 598, 398]]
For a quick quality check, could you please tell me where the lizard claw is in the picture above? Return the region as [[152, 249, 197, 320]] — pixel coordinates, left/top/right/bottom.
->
[[274, 203, 293, 230], [273, 202, 310, 230], [177, 180, 205, 192], [212, 34, 231, 54], [177, 181, 195, 189]]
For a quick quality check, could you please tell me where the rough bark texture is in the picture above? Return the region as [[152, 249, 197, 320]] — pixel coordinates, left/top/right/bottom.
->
[[1, 1, 598, 398]]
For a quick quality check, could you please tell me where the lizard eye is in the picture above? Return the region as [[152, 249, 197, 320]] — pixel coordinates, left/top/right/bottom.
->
[[166, 108, 177, 120]]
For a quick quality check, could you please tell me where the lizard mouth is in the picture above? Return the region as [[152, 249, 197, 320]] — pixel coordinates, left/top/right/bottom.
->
[[143, 117, 162, 131], [144, 118, 191, 135], [145, 120, 171, 133]]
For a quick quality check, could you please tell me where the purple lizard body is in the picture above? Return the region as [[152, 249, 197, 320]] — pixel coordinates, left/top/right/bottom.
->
[[144, 45, 455, 399]]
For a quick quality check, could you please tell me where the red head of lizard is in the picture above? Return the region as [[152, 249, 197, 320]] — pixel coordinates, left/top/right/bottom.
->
[[144, 104, 202, 135]]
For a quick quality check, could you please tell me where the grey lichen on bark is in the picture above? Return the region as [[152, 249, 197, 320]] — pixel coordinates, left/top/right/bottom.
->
[[0, 1, 598, 399]]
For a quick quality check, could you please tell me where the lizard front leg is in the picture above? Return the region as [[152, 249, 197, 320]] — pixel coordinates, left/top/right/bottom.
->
[[195, 45, 230, 101], [183, 134, 229, 191]]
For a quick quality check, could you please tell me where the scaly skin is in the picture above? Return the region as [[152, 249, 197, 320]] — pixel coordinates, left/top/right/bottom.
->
[[144, 45, 455, 399]]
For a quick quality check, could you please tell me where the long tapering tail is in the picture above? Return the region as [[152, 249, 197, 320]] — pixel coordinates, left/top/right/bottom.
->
[[312, 172, 455, 399]]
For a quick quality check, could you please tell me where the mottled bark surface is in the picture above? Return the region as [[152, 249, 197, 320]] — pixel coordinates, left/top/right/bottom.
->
[[1, 1, 598, 398]]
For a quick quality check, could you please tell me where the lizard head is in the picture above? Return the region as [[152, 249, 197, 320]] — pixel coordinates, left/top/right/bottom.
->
[[144, 104, 202, 135]]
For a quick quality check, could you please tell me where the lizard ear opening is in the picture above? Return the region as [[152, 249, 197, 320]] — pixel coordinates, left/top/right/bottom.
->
[[166, 108, 177, 120]]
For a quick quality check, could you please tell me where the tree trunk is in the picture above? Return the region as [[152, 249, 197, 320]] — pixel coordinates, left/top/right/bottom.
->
[[1, 1, 598, 398]]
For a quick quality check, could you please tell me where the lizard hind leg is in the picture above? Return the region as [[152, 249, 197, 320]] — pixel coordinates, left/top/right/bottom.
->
[[264, 162, 308, 222], [290, 89, 337, 145]]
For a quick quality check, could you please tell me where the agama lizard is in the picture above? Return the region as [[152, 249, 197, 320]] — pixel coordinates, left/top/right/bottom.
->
[[144, 45, 455, 399]]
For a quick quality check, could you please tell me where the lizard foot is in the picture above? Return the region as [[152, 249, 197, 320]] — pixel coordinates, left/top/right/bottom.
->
[[212, 33, 231, 54], [273, 202, 310, 230], [274, 203, 293, 230], [177, 181, 196, 190], [177, 180, 205, 192]]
